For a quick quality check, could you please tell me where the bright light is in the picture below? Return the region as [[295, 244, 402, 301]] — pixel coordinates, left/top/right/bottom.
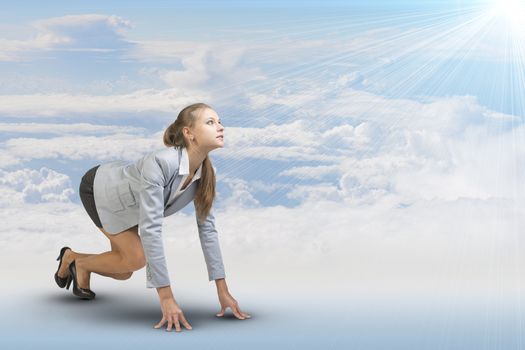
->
[[492, 0, 525, 29]]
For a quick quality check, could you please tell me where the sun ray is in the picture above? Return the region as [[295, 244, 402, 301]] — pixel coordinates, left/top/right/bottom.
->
[[203, 1, 525, 209]]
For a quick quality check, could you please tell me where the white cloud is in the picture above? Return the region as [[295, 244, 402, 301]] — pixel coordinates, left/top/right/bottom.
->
[[0, 122, 146, 135], [135, 41, 267, 97], [0, 14, 132, 61], [245, 85, 326, 110], [224, 90, 524, 204], [320, 122, 376, 150], [1, 89, 522, 206], [335, 71, 365, 88], [0, 89, 208, 117], [223, 145, 341, 162], [4, 133, 165, 163], [279, 164, 340, 180], [286, 183, 344, 202], [247, 180, 292, 193], [393, 123, 525, 201], [0, 83, 521, 298], [130, 36, 332, 65], [2, 193, 523, 297], [221, 178, 260, 209], [1, 7, 524, 304], [0, 150, 22, 168], [225, 120, 318, 148], [33, 14, 131, 42], [0, 167, 74, 206]]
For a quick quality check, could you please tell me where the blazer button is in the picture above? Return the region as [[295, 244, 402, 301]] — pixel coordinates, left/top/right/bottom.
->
[[146, 264, 152, 280]]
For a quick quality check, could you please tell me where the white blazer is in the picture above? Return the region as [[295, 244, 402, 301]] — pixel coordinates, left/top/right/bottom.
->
[[92, 146, 226, 288]]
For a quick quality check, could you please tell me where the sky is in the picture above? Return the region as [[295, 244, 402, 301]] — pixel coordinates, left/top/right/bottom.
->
[[1, 0, 524, 348]]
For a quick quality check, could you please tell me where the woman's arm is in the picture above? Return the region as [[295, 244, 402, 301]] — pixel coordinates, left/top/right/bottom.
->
[[214, 277, 251, 320], [140, 154, 193, 331], [154, 285, 193, 332], [215, 278, 228, 294], [194, 204, 250, 320], [139, 155, 171, 288], [194, 202, 226, 281]]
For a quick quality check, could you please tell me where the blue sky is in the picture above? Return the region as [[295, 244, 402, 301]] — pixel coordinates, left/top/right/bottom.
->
[[0, 0, 524, 348]]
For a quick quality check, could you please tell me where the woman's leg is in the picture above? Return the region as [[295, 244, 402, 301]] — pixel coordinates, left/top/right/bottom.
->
[[63, 225, 145, 289], [58, 249, 133, 281], [76, 225, 145, 289]]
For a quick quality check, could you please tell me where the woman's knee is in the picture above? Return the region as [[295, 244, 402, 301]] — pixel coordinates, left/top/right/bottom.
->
[[113, 245, 145, 271], [100, 226, 145, 270], [114, 272, 133, 280], [127, 253, 146, 271]]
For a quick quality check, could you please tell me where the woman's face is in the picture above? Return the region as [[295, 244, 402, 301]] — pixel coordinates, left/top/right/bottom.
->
[[187, 108, 225, 151]]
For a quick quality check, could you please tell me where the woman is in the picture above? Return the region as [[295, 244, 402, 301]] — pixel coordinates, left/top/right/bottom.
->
[[54, 102, 250, 332]]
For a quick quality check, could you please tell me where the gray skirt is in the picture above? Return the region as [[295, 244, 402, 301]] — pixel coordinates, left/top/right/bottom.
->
[[79, 165, 103, 228]]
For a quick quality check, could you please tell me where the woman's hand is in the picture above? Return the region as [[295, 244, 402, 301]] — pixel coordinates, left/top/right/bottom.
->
[[154, 296, 193, 332], [216, 291, 251, 320]]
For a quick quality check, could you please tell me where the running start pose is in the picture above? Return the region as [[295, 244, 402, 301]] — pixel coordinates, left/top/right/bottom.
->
[[54, 102, 250, 332]]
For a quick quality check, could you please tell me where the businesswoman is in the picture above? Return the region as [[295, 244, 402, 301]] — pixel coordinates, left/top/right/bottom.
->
[[53, 102, 250, 332]]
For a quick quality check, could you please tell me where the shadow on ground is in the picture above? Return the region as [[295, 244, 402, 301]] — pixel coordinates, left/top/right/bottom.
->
[[40, 291, 259, 330]]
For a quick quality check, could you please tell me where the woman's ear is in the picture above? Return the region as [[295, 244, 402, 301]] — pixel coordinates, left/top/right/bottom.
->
[[182, 126, 192, 140]]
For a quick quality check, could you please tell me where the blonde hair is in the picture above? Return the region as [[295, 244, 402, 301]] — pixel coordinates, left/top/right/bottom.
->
[[163, 102, 216, 224]]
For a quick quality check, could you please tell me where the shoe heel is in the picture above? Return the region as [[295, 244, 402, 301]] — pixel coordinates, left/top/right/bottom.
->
[[68, 261, 96, 300], [55, 246, 72, 289], [57, 246, 68, 261], [65, 275, 72, 290]]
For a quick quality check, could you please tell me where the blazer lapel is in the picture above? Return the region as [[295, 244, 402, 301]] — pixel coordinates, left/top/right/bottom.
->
[[163, 146, 203, 216], [165, 175, 182, 207], [164, 180, 198, 217], [164, 147, 183, 207]]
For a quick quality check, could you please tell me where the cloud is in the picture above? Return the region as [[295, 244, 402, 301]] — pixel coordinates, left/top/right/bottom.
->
[[1, 5, 524, 304], [1, 88, 521, 206], [0, 167, 74, 206], [335, 71, 365, 89], [226, 120, 318, 148], [0, 89, 207, 117], [136, 42, 267, 98], [279, 164, 340, 180], [221, 178, 260, 209], [286, 183, 344, 202], [320, 122, 376, 151], [224, 91, 525, 204], [247, 180, 293, 194], [129, 36, 332, 65], [0, 14, 132, 61], [0, 62, 521, 208], [0, 150, 22, 168], [0, 122, 146, 135], [126, 35, 356, 99], [33, 14, 132, 49], [2, 190, 523, 297], [3, 132, 165, 163]]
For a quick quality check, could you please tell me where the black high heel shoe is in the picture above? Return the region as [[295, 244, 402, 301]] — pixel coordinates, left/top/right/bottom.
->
[[54, 246, 72, 288], [68, 260, 96, 300]]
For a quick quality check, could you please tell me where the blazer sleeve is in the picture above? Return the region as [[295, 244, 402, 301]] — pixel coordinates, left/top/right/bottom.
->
[[139, 155, 171, 288], [194, 201, 226, 281]]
